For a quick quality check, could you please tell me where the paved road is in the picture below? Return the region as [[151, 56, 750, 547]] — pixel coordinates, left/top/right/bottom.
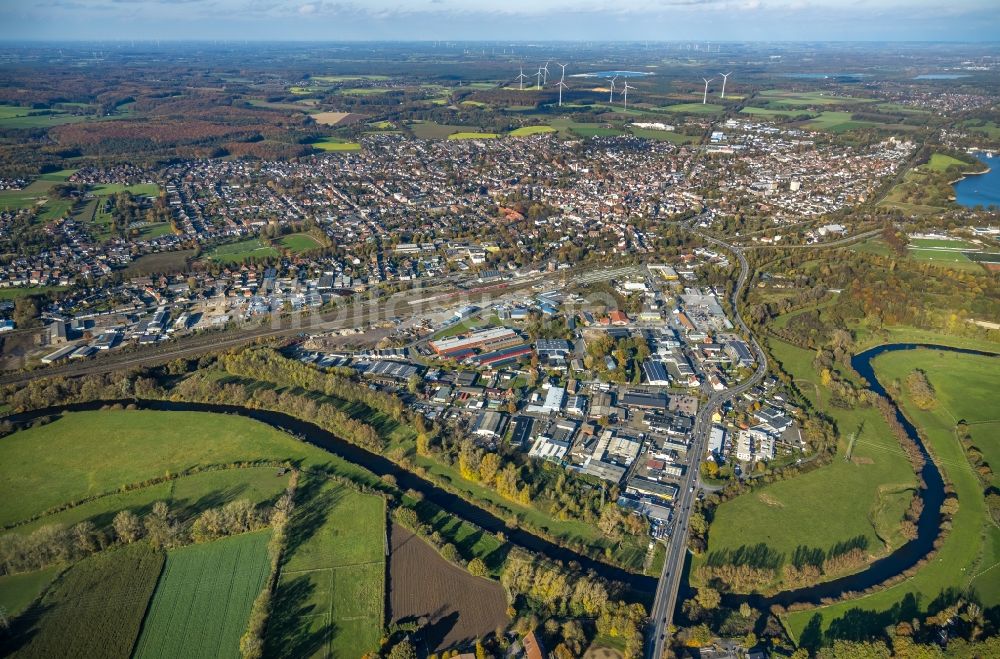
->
[[646, 233, 769, 659]]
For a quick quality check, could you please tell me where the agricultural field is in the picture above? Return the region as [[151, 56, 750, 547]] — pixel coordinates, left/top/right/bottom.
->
[[629, 127, 697, 144], [757, 90, 870, 107], [695, 337, 918, 592], [0, 410, 360, 526], [134, 531, 272, 659], [0, 566, 61, 618], [311, 140, 361, 152], [265, 482, 386, 658], [448, 132, 500, 140], [123, 249, 195, 276], [508, 125, 556, 137], [801, 111, 877, 133], [2, 543, 165, 659], [740, 106, 814, 118], [388, 524, 508, 653], [662, 102, 724, 114], [0, 104, 90, 129], [786, 349, 1000, 641], [409, 121, 477, 140], [310, 111, 354, 125]]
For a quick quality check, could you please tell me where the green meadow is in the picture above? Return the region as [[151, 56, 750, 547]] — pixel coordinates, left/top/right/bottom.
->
[[786, 349, 1000, 641]]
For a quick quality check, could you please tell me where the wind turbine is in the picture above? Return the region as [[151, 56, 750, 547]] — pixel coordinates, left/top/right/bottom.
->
[[556, 63, 568, 107], [542, 60, 550, 85], [515, 66, 528, 91], [535, 67, 544, 90], [621, 81, 636, 110], [702, 77, 714, 105], [719, 72, 733, 99], [608, 75, 618, 103]]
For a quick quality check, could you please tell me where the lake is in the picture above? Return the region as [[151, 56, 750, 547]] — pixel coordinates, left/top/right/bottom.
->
[[571, 70, 653, 78], [954, 154, 1000, 209]]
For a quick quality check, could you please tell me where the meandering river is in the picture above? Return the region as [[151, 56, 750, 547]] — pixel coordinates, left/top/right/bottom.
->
[[6, 342, 996, 609], [733, 343, 997, 610]]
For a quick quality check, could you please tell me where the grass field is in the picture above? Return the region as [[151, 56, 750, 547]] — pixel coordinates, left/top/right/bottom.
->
[[447, 132, 500, 140], [0, 178, 75, 222], [802, 111, 876, 133], [311, 140, 361, 152], [90, 183, 160, 197], [207, 238, 279, 263], [961, 120, 1000, 140], [629, 127, 697, 144], [923, 154, 968, 172], [0, 104, 89, 129], [410, 496, 508, 574], [758, 90, 870, 107], [265, 481, 385, 658], [13, 466, 290, 539], [696, 337, 918, 592], [786, 349, 1000, 642], [741, 106, 815, 118], [0, 566, 61, 617], [509, 125, 556, 137], [0, 285, 68, 300], [124, 250, 194, 276], [0, 410, 373, 527], [279, 232, 322, 252], [662, 102, 724, 114], [4, 543, 164, 659], [134, 531, 271, 659]]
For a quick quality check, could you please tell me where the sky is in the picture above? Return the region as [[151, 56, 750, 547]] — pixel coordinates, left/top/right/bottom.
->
[[1, 0, 999, 42]]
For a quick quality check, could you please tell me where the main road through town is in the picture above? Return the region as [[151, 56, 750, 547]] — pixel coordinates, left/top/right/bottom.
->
[[646, 233, 769, 659]]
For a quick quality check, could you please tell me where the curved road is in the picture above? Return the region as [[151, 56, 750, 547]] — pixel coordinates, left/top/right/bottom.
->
[[647, 233, 769, 659]]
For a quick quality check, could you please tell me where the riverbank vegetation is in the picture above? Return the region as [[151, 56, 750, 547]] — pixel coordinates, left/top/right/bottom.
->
[[0, 386, 649, 657], [784, 349, 1000, 645]]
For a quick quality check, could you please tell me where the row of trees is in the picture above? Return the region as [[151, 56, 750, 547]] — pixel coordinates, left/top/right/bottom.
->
[[221, 348, 406, 422], [0, 497, 275, 576]]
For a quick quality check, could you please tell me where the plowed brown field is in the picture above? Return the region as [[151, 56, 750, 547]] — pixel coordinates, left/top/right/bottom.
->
[[388, 523, 508, 652]]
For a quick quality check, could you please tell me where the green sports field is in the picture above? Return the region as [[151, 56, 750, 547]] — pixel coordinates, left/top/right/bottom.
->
[[786, 349, 1000, 641], [265, 481, 386, 658], [134, 531, 272, 659]]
